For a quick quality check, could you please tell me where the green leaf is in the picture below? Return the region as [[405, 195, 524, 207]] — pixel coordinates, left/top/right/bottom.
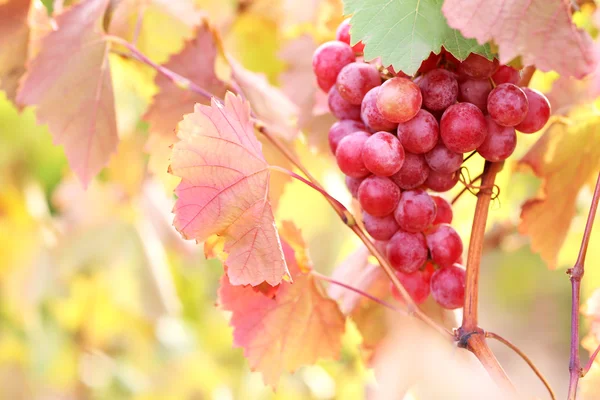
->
[[344, 0, 493, 75]]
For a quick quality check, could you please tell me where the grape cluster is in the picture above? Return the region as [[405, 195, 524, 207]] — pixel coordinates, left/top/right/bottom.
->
[[314, 19, 551, 310]]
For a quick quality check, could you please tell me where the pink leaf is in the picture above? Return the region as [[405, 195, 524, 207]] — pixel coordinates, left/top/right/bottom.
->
[[0, 0, 30, 104], [17, 0, 117, 187], [170, 92, 289, 286], [442, 0, 597, 78]]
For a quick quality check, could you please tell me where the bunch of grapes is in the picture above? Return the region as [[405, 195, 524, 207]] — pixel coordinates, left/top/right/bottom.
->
[[314, 19, 551, 310]]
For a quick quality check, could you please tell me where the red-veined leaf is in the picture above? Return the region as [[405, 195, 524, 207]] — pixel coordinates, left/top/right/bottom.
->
[[170, 92, 289, 286], [0, 0, 30, 103]]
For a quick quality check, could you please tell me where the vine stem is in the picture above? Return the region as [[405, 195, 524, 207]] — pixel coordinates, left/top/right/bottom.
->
[[567, 171, 600, 400]]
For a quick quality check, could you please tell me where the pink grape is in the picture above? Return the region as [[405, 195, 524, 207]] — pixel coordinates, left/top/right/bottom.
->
[[430, 264, 466, 309], [425, 224, 463, 268], [390, 263, 434, 304], [458, 54, 499, 79], [431, 196, 453, 225], [492, 65, 521, 85], [424, 142, 463, 174], [376, 77, 422, 123], [418, 68, 459, 111], [396, 109, 439, 154], [394, 189, 437, 233], [458, 78, 492, 112], [477, 116, 517, 162], [328, 120, 367, 154], [357, 176, 401, 216], [386, 230, 428, 274], [390, 152, 430, 189], [487, 83, 529, 127], [335, 131, 370, 178], [346, 175, 367, 198], [336, 62, 381, 104], [363, 212, 400, 240], [312, 41, 355, 92], [328, 85, 361, 120], [515, 88, 551, 133], [362, 131, 405, 176], [425, 170, 459, 192], [336, 19, 365, 53], [440, 102, 487, 153], [361, 86, 398, 132]]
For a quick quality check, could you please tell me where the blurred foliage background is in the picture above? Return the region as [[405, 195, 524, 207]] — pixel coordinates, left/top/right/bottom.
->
[[1, 0, 600, 399]]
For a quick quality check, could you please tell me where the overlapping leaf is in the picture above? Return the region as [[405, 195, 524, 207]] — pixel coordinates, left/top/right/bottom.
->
[[344, 0, 492, 75], [17, 0, 117, 187], [519, 107, 600, 268], [218, 222, 345, 387], [170, 92, 289, 286], [442, 0, 597, 78], [0, 0, 30, 103]]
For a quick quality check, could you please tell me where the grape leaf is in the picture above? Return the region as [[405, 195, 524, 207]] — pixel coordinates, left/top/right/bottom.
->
[[0, 0, 30, 104], [17, 0, 117, 187], [143, 22, 227, 139], [344, 0, 493, 75], [442, 0, 597, 78], [519, 106, 600, 268], [218, 222, 345, 387], [170, 92, 289, 286]]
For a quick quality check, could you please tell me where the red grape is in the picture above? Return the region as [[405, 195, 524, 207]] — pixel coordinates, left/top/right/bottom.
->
[[361, 86, 398, 132], [440, 102, 487, 153], [362, 131, 405, 176], [396, 109, 439, 154], [312, 41, 355, 92], [492, 65, 520, 85], [335, 131, 370, 178], [336, 62, 381, 105], [394, 189, 437, 233], [425, 170, 459, 192], [515, 88, 551, 133], [336, 19, 365, 53], [487, 83, 529, 127], [418, 69, 459, 111], [431, 195, 453, 224], [357, 176, 401, 216], [328, 120, 367, 154], [458, 78, 492, 112], [363, 212, 399, 240], [328, 85, 361, 120], [424, 142, 463, 174], [376, 77, 422, 123], [386, 230, 428, 274], [430, 264, 466, 309], [477, 116, 517, 162], [390, 152, 430, 189], [425, 224, 463, 268], [458, 54, 499, 79], [346, 175, 367, 198], [391, 263, 434, 304]]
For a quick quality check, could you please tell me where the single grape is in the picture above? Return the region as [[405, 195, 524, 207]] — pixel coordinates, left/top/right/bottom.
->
[[458, 54, 499, 79], [425, 170, 459, 192], [424, 142, 463, 174], [425, 224, 463, 268], [458, 78, 492, 112], [477, 116, 517, 162], [363, 211, 400, 240], [376, 77, 422, 123], [386, 230, 428, 274], [390, 152, 430, 190], [390, 263, 435, 304], [487, 83, 529, 127], [492, 65, 520, 85], [336, 19, 365, 53], [418, 52, 441, 75], [396, 109, 439, 154], [394, 189, 437, 233], [440, 102, 487, 153], [430, 264, 466, 309], [336, 62, 381, 105], [362, 131, 405, 176], [357, 176, 401, 216], [361, 86, 398, 132], [328, 85, 361, 120], [336, 131, 370, 178], [418, 69, 459, 111], [431, 196, 453, 224], [328, 120, 367, 154], [346, 175, 367, 198], [515, 88, 551, 133], [312, 41, 355, 92]]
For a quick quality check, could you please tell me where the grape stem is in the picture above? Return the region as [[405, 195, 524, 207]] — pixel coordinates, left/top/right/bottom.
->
[[567, 170, 600, 400]]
